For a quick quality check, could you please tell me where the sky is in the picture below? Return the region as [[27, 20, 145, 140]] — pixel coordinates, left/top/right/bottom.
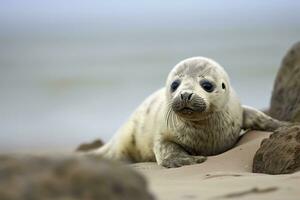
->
[[1, 0, 300, 29]]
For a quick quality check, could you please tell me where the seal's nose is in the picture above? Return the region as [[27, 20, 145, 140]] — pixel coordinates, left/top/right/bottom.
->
[[180, 92, 193, 101]]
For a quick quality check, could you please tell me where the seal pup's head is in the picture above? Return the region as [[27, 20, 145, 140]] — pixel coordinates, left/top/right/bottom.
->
[[166, 57, 231, 122]]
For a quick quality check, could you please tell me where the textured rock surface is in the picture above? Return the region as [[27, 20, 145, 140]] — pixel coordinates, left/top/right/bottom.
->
[[253, 125, 300, 174], [76, 139, 104, 152], [269, 41, 300, 122], [253, 41, 300, 174], [0, 155, 154, 200]]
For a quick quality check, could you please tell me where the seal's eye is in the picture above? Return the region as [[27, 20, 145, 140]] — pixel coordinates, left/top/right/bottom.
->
[[170, 80, 180, 92], [200, 80, 214, 93]]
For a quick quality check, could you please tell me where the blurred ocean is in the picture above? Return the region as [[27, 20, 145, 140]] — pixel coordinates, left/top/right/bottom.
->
[[0, 0, 300, 152]]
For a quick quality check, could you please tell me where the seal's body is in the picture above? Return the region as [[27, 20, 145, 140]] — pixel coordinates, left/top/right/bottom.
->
[[93, 57, 287, 168]]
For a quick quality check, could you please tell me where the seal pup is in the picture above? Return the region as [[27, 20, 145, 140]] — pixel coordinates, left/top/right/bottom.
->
[[91, 57, 288, 168]]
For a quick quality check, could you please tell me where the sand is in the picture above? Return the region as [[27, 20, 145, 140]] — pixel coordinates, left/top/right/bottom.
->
[[2, 130, 298, 200], [131, 131, 300, 200]]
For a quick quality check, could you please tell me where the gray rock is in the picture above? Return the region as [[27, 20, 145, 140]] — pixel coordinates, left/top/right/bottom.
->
[[0, 155, 154, 200], [76, 139, 104, 152], [253, 42, 300, 174], [269, 41, 300, 122], [253, 41, 300, 175]]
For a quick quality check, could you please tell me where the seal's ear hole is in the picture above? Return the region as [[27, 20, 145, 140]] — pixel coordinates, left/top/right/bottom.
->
[[222, 83, 226, 90]]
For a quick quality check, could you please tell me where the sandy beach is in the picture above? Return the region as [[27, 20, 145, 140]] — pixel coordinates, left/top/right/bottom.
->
[[131, 131, 300, 200], [1, 130, 299, 200]]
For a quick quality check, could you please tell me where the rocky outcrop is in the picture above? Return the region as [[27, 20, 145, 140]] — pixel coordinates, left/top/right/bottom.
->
[[0, 155, 154, 200], [253, 125, 300, 174], [76, 139, 104, 152], [269, 42, 300, 122], [253, 41, 300, 174]]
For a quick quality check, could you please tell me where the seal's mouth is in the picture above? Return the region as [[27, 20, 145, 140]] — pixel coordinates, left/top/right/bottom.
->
[[172, 103, 207, 116], [180, 107, 195, 114]]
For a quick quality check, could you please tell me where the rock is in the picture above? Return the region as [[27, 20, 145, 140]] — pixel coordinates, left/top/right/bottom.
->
[[76, 139, 104, 152], [254, 42, 300, 175], [253, 125, 300, 174], [0, 155, 154, 200], [269, 41, 300, 122]]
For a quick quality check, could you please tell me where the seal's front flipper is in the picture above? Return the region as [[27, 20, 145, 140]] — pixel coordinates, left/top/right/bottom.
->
[[242, 105, 290, 131], [154, 139, 206, 168]]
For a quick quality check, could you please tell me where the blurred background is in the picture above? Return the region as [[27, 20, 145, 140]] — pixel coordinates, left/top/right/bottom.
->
[[0, 0, 299, 153]]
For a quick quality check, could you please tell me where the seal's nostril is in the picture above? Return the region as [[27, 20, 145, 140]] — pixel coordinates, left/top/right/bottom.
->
[[188, 93, 193, 100], [181, 92, 193, 101]]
